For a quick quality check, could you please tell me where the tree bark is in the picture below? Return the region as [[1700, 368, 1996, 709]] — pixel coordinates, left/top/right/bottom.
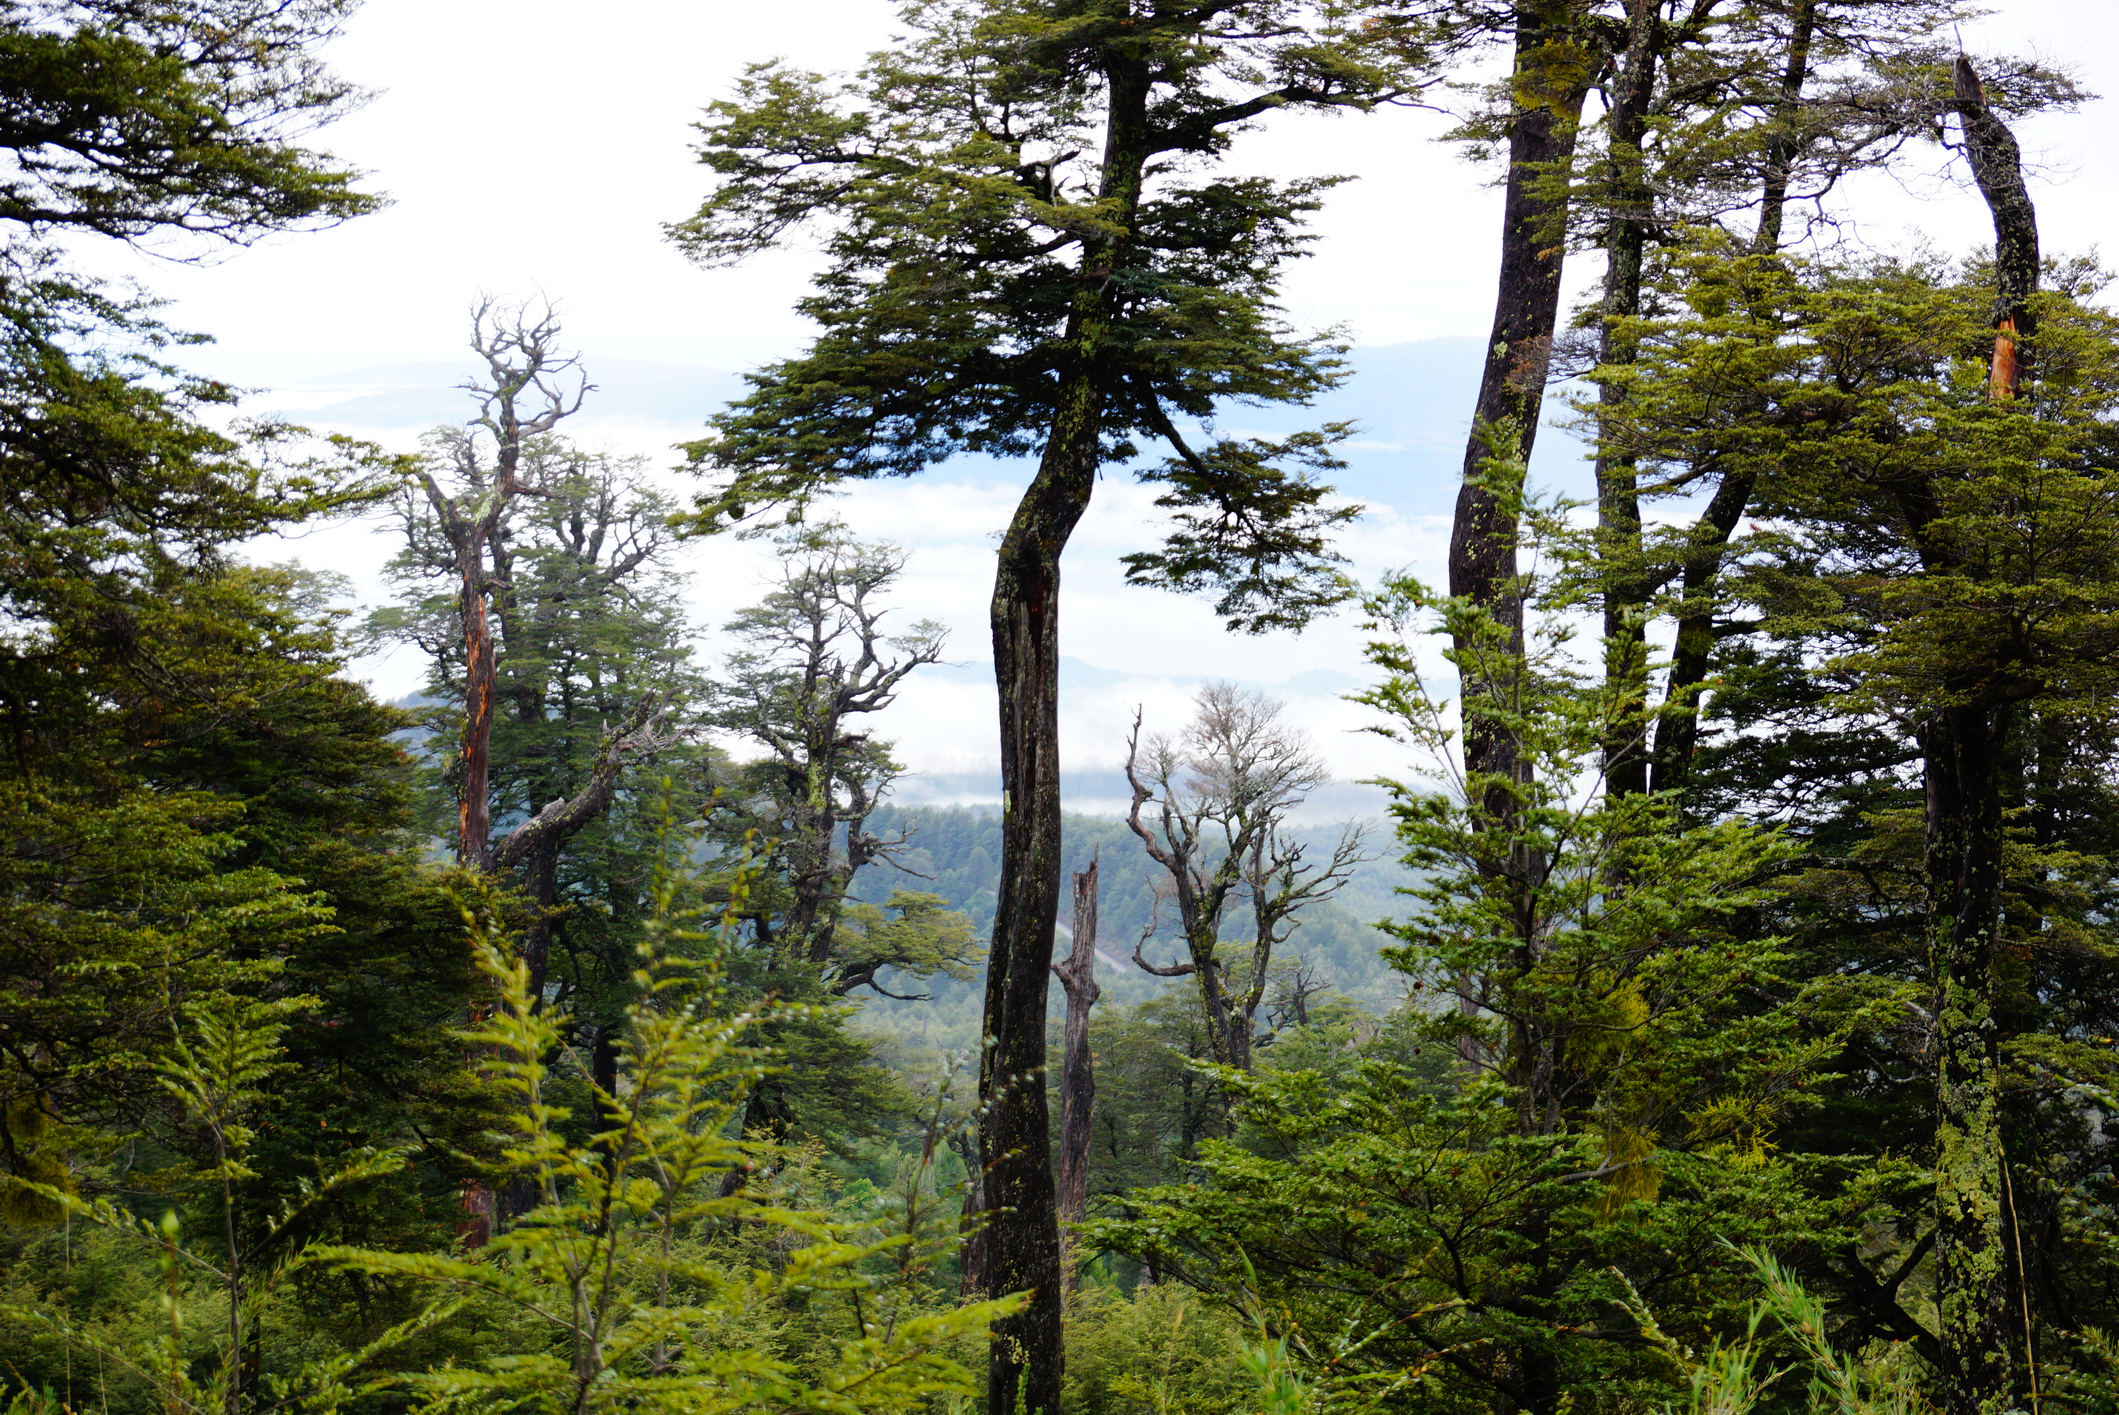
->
[[979, 51, 1149, 1415], [1448, 1, 1590, 807], [1924, 699, 2017, 1415], [1751, 0, 1816, 254], [984, 434, 1086, 1415], [1595, 0, 1662, 800], [1445, 2, 1589, 1108], [1643, 1, 1812, 797], [458, 552, 500, 869], [1052, 855, 1100, 1295], [1648, 471, 1754, 796], [1922, 57, 2037, 1415]]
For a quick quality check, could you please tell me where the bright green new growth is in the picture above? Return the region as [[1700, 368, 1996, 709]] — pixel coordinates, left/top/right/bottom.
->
[[0, 984, 419, 1415], [310, 840, 1020, 1415], [0, 830, 1015, 1415], [1621, 1247, 1930, 1415]]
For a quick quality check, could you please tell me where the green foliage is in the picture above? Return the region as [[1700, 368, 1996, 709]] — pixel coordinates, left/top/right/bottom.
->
[[1084, 471, 1876, 1412], [1355, 469, 1848, 1161], [0, 0, 396, 1210], [670, 0, 1419, 629], [0, 0, 378, 241], [1117, 424, 1363, 635], [0, 986, 422, 1415], [700, 526, 972, 1145], [1619, 1247, 1933, 1415], [1063, 1284, 1248, 1415], [313, 854, 1019, 1415], [1594, 233, 2119, 1393]]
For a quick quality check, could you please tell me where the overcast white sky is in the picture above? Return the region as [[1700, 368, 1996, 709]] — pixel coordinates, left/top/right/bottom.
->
[[90, 0, 2119, 796]]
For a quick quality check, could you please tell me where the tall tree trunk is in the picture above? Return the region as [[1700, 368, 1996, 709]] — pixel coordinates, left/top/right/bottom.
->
[[1923, 57, 2039, 1415], [1645, 0, 1813, 798], [1750, 0, 1816, 254], [1447, 1, 1589, 806], [980, 55, 1149, 1415], [984, 436, 1084, 1415], [1445, 3, 1588, 1101], [519, 840, 559, 1010], [458, 548, 498, 870], [453, 526, 501, 1245], [1595, 0, 1662, 800], [1052, 856, 1101, 1295], [1647, 470, 1754, 796], [1925, 699, 2017, 1415]]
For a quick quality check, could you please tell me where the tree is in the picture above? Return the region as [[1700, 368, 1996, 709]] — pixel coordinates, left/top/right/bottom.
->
[[1123, 684, 1363, 1073], [1589, 226, 2119, 1413], [1443, 0, 1601, 810], [377, 419, 698, 1009], [0, 570, 344, 1188], [710, 526, 953, 990], [388, 303, 679, 878], [672, 6, 1417, 1405], [1091, 489, 1852, 1415], [379, 354, 705, 1238], [0, 0, 384, 1182], [8, 848, 1018, 1415], [706, 526, 976, 1152], [315, 877, 1020, 1415], [1568, 2, 2084, 798], [0, 0, 377, 242], [0, 564, 505, 1401]]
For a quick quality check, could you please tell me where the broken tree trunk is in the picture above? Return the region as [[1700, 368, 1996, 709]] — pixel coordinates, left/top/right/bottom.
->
[[1956, 53, 2039, 402], [1925, 55, 2039, 1415], [1051, 854, 1101, 1295]]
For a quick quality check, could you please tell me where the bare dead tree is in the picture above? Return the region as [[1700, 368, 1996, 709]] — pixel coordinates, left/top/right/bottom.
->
[[712, 524, 949, 976], [1125, 684, 1365, 1071], [711, 525, 964, 1168], [1051, 853, 1101, 1293], [406, 299, 590, 870], [1262, 956, 1332, 1034]]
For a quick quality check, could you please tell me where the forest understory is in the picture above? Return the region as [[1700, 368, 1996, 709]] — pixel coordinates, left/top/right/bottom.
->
[[2, 2, 2117, 1414]]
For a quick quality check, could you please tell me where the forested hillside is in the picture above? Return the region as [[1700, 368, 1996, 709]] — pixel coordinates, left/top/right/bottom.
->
[[845, 804, 1411, 1038], [2, 3, 2117, 1415]]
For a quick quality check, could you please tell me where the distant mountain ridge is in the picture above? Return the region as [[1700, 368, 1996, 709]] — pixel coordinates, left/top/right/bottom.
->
[[845, 804, 1417, 1045]]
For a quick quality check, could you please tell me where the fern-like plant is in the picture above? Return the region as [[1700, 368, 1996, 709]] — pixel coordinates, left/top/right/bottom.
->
[[310, 834, 1017, 1415]]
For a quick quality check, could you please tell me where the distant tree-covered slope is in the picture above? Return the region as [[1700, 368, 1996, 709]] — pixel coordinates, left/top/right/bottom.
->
[[844, 805, 1414, 1049]]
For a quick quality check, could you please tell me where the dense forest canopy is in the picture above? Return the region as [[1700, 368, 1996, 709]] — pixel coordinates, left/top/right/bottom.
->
[[1, 2, 2116, 1415]]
